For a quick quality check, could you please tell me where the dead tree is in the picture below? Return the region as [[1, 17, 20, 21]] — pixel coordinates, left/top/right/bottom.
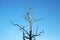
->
[[10, 8, 44, 40]]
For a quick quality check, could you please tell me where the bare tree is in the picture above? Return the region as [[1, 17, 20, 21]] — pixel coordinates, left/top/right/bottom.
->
[[10, 8, 44, 40]]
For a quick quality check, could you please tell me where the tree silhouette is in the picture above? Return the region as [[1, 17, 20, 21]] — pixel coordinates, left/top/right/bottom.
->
[[10, 8, 44, 40]]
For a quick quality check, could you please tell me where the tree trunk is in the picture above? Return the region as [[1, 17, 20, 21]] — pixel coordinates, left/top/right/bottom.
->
[[30, 30, 32, 40]]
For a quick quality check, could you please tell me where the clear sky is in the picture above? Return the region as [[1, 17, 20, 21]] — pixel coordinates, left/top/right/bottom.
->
[[0, 0, 60, 40]]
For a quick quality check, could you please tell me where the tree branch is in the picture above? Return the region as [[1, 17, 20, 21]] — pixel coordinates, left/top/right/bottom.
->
[[35, 26, 38, 35], [24, 36, 29, 39], [33, 17, 45, 23], [10, 20, 30, 36], [32, 30, 44, 37]]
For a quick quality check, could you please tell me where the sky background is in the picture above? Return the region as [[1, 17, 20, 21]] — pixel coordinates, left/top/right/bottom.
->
[[0, 0, 60, 40]]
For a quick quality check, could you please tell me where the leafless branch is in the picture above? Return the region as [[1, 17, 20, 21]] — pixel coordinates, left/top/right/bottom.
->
[[32, 30, 44, 37], [24, 36, 29, 39], [33, 17, 45, 23], [10, 20, 30, 36], [35, 26, 38, 35], [32, 33, 41, 37], [33, 29, 36, 40]]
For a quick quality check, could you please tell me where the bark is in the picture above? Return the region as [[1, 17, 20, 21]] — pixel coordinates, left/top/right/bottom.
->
[[30, 30, 32, 40]]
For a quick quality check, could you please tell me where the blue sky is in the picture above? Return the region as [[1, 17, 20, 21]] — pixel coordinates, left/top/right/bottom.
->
[[0, 0, 60, 40]]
